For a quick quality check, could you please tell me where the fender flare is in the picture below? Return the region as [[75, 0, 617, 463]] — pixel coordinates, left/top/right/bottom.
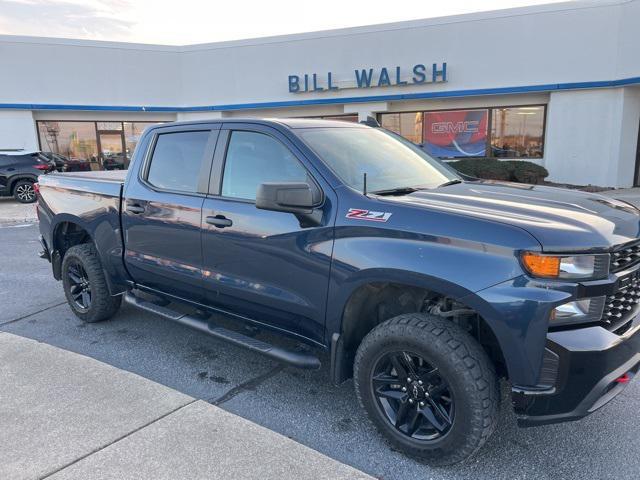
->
[[327, 268, 478, 337], [48, 214, 129, 294], [327, 268, 505, 384]]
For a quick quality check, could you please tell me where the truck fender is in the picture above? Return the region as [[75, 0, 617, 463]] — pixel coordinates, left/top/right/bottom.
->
[[48, 213, 129, 295]]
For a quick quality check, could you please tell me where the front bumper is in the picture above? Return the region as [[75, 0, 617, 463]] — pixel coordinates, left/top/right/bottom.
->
[[513, 316, 640, 426]]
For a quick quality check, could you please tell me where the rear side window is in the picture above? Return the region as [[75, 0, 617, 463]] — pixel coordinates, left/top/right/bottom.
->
[[147, 131, 210, 193], [221, 131, 308, 200]]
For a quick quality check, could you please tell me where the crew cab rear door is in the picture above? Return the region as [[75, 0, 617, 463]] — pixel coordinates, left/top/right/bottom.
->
[[122, 124, 219, 303], [201, 124, 337, 344]]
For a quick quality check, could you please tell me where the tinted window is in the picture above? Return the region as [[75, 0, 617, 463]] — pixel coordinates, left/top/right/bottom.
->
[[221, 131, 308, 200], [147, 131, 210, 193]]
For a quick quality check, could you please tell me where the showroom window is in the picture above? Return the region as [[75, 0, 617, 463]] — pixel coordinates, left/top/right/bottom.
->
[[318, 115, 359, 122], [491, 106, 545, 158], [300, 114, 359, 123], [378, 105, 546, 160], [37, 120, 163, 171], [379, 112, 423, 144], [37, 121, 99, 171]]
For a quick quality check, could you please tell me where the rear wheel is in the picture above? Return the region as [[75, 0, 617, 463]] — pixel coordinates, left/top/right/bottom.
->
[[354, 313, 499, 465], [13, 180, 36, 203], [61, 243, 121, 322]]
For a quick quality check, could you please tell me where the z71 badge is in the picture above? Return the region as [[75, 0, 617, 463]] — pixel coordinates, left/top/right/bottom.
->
[[346, 208, 392, 222]]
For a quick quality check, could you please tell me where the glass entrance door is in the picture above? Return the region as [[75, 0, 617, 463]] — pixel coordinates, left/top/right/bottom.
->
[[98, 132, 126, 170]]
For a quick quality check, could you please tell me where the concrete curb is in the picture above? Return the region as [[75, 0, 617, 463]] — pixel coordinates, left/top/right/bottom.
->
[[0, 333, 372, 480]]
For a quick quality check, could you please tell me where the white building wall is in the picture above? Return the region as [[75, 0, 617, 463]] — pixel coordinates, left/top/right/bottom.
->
[[0, 110, 38, 151], [0, 39, 181, 106], [179, 0, 636, 108], [1, 1, 637, 109], [617, 87, 640, 186], [615, 0, 640, 79], [544, 88, 640, 187]]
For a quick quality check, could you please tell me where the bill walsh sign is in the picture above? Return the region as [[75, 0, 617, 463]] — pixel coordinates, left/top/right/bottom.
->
[[288, 63, 447, 93]]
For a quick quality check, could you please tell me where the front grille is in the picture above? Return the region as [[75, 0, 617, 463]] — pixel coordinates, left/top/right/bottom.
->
[[603, 273, 640, 332], [611, 241, 640, 273]]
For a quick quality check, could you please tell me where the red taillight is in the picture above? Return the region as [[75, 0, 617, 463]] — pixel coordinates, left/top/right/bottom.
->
[[615, 373, 631, 384], [34, 164, 50, 171]]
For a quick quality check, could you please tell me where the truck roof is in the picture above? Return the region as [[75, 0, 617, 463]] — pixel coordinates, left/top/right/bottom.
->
[[149, 118, 367, 130]]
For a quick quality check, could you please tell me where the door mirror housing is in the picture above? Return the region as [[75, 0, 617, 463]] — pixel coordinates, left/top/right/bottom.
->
[[256, 182, 322, 215]]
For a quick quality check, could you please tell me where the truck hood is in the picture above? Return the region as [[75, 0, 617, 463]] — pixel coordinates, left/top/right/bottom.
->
[[385, 181, 640, 251]]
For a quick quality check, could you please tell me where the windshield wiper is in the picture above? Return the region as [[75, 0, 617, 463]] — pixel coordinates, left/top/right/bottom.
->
[[371, 186, 420, 196], [437, 179, 463, 188]]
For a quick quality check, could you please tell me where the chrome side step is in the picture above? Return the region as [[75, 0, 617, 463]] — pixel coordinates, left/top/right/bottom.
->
[[124, 293, 321, 370]]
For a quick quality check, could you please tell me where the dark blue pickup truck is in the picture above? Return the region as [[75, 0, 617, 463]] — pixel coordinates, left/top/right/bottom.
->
[[37, 119, 640, 464]]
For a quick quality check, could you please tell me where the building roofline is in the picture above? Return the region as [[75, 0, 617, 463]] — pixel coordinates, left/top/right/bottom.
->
[[0, 0, 632, 52]]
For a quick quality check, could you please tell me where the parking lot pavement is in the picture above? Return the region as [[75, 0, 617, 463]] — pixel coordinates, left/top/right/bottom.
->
[[3, 223, 640, 480], [0, 333, 371, 480], [0, 220, 65, 323], [0, 197, 37, 224]]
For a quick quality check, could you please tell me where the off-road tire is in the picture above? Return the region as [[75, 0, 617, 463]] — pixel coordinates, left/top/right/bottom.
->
[[354, 313, 499, 466], [13, 179, 36, 203], [61, 243, 121, 322]]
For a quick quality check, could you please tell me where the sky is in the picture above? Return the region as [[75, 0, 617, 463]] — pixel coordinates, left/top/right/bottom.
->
[[0, 0, 572, 45]]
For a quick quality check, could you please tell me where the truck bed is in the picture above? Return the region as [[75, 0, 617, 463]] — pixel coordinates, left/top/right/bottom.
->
[[37, 169, 127, 293], [38, 171, 125, 199], [52, 170, 127, 183]]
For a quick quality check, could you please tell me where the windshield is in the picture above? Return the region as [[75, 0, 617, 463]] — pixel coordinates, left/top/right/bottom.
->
[[298, 127, 459, 193]]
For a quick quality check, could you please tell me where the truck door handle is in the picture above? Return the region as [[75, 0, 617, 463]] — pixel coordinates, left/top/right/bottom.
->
[[126, 203, 145, 214], [206, 215, 233, 228]]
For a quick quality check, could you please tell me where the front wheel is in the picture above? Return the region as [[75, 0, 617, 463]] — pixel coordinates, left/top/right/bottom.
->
[[354, 313, 499, 465], [61, 243, 122, 322]]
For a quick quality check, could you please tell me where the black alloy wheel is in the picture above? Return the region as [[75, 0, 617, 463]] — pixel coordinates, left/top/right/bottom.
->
[[66, 261, 92, 310], [354, 314, 499, 465], [372, 351, 454, 440], [61, 243, 121, 322]]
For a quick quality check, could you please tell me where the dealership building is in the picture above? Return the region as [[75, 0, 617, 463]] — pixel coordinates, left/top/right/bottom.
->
[[1, 0, 639, 187]]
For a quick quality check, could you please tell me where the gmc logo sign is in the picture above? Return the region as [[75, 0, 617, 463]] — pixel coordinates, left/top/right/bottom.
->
[[431, 120, 480, 134]]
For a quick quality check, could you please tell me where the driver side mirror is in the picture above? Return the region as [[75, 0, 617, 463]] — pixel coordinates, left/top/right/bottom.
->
[[256, 182, 322, 215]]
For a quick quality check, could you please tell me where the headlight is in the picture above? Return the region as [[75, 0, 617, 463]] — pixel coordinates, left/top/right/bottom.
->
[[521, 252, 609, 280], [550, 296, 606, 327]]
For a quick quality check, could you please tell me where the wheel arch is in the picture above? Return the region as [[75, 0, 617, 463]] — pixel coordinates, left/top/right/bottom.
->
[[329, 272, 508, 385], [51, 215, 94, 257], [49, 215, 94, 281], [9, 174, 38, 193]]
